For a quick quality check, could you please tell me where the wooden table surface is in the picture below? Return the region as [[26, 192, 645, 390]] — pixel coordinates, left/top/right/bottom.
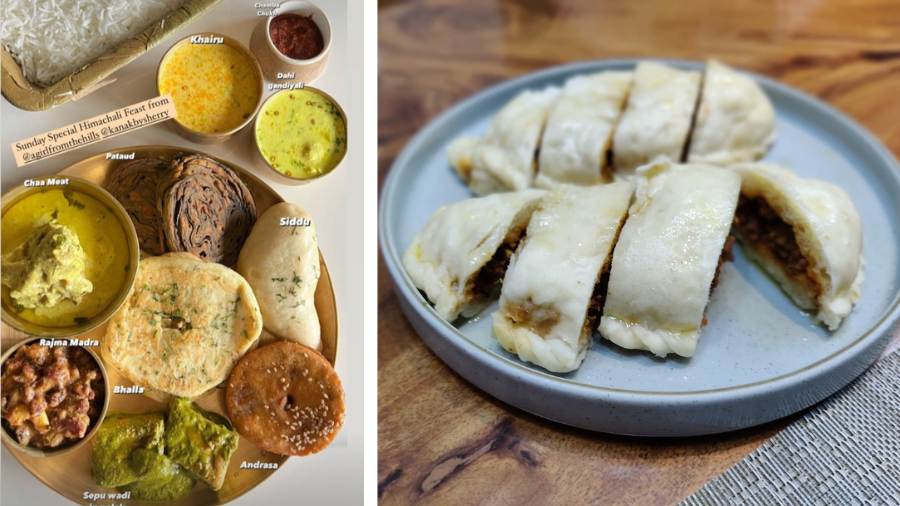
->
[[377, 1, 900, 504]]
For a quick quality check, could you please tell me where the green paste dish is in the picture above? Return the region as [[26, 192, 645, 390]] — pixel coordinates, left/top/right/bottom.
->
[[91, 413, 165, 488], [165, 398, 239, 491], [121, 449, 196, 501], [90, 399, 238, 500]]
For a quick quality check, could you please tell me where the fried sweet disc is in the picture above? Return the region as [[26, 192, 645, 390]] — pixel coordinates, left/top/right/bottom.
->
[[225, 341, 344, 456], [105, 157, 168, 255], [159, 155, 257, 266]]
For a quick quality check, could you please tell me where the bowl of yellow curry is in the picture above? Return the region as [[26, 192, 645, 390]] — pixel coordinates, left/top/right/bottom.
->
[[254, 87, 347, 184], [0, 177, 140, 337], [157, 33, 264, 143]]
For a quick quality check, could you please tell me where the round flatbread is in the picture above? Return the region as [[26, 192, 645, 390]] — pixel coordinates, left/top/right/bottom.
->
[[225, 341, 344, 456], [103, 253, 262, 399], [104, 157, 168, 255], [159, 155, 257, 266]]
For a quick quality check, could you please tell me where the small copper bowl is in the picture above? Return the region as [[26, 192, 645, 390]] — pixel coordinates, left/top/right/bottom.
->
[[157, 33, 265, 144], [0, 337, 109, 457]]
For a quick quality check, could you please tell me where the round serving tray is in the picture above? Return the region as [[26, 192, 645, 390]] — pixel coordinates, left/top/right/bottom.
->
[[379, 59, 900, 436], [2, 145, 338, 504]]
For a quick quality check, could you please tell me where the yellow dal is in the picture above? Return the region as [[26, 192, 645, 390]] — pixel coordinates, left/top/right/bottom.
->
[[1, 189, 131, 327], [255, 89, 347, 179], [159, 43, 261, 134]]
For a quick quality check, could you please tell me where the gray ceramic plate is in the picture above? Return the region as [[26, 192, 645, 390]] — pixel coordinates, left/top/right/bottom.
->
[[379, 59, 900, 436]]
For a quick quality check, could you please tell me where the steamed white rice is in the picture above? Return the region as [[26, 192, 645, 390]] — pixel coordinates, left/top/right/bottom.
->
[[1, 0, 183, 86]]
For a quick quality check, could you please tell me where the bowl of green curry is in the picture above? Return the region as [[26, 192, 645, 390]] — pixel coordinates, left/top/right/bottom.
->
[[1, 177, 140, 337]]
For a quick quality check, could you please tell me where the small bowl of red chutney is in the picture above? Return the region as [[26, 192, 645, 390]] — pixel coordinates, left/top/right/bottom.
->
[[250, 0, 332, 84]]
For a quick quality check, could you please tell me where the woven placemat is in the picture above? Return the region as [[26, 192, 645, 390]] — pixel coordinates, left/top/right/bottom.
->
[[683, 350, 900, 506]]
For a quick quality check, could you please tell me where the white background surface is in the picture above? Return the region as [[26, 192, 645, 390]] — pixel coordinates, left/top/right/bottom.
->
[[0, 0, 364, 504]]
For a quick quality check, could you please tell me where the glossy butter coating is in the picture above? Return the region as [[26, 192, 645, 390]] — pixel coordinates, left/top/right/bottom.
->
[[733, 162, 863, 329], [448, 88, 559, 195], [536, 72, 632, 187], [688, 60, 775, 164], [403, 190, 545, 320], [612, 62, 701, 175], [493, 182, 633, 372], [600, 161, 740, 357]]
